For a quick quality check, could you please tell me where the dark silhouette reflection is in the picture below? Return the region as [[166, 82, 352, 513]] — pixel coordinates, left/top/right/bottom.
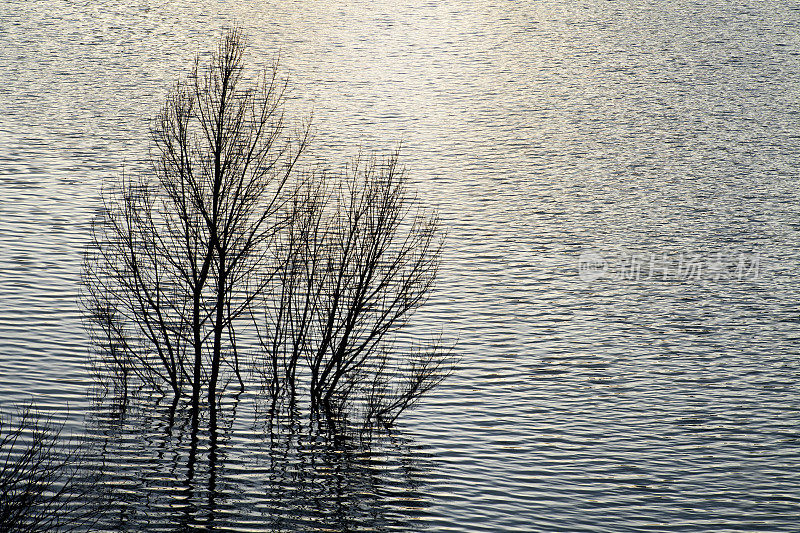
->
[[75, 29, 448, 532], [255, 416, 432, 533], [82, 390, 433, 532]]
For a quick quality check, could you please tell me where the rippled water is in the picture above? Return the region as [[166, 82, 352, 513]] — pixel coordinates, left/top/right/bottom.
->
[[3, 0, 800, 530]]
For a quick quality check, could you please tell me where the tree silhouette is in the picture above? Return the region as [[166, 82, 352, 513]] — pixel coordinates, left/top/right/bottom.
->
[[259, 154, 449, 430], [0, 404, 101, 532], [84, 29, 450, 434], [84, 29, 306, 428]]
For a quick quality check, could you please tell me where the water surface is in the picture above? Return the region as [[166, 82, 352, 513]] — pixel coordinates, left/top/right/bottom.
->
[[2, 0, 800, 530]]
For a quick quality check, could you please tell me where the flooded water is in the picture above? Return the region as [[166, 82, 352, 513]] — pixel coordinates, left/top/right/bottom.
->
[[2, 0, 800, 530]]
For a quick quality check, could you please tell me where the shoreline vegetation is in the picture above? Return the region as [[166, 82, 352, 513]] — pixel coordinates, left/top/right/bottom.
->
[[1, 29, 452, 532], [0, 405, 101, 532]]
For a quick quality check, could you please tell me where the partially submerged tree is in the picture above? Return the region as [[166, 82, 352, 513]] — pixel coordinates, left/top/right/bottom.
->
[[84, 29, 306, 426], [84, 29, 449, 433], [0, 405, 100, 532], [259, 154, 448, 430]]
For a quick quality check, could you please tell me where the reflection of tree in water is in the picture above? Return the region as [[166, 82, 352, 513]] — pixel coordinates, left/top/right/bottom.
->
[[257, 419, 432, 532], [86, 392, 432, 532], [74, 29, 448, 532]]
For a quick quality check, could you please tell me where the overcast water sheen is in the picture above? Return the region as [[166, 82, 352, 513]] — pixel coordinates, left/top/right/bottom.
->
[[3, 0, 800, 531]]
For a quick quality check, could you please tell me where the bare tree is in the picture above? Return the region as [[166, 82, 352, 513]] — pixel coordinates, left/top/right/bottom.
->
[[84, 30, 450, 436], [84, 28, 307, 426], [258, 153, 450, 431], [0, 405, 100, 532]]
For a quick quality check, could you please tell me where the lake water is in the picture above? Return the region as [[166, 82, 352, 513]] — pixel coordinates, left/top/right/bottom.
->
[[2, 0, 800, 531]]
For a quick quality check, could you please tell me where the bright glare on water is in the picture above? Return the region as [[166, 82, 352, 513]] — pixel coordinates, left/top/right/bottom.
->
[[2, 0, 800, 531]]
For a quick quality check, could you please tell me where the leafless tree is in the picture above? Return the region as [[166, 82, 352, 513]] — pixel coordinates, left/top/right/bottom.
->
[[84, 29, 450, 436], [84, 29, 307, 427], [258, 153, 450, 431], [0, 405, 100, 532]]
